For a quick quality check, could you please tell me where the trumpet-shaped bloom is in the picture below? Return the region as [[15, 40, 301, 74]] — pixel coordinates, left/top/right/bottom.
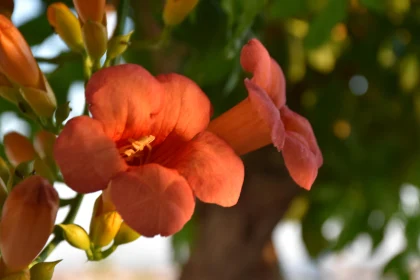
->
[[0, 175, 58, 271], [55, 64, 244, 237], [208, 39, 323, 190]]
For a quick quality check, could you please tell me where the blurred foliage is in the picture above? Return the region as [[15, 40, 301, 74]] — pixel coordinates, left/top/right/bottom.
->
[[2, 0, 420, 278]]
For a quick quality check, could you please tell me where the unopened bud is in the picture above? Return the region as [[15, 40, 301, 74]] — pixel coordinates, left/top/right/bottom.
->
[[0, 0, 14, 19], [163, 0, 199, 26], [3, 132, 35, 167], [0, 72, 17, 104], [89, 193, 122, 248], [34, 131, 56, 160], [0, 176, 59, 271], [82, 21, 107, 61], [73, 0, 105, 23], [19, 82, 57, 118], [106, 31, 133, 61], [47, 3, 84, 53], [29, 260, 61, 280], [0, 15, 41, 88], [114, 222, 141, 246], [58, 224, 91, 251]]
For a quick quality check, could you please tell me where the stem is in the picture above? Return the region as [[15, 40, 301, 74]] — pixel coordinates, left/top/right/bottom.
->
[[111, 0, 130, 66], [36, 194, 84, 262]]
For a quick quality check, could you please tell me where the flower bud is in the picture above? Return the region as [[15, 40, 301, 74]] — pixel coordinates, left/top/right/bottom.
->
[[82, 20, 107, 61], [106, 31, 133, 61], [0, 15, 41, 89], [29, 260, 61, 280], [1, 270, 30, 280], [114, 222, 141, 246], [163, 0, 199, 26], [0, 0, 14, 19], [58, 224, 91, 250], [0, 72, 18, 104], [73, 0, 105, 23], [47, 3, 84, 53], [0, 176, 59, 272], [34, 131, 56, 160], [3, 132, 35, 167], [89, 193, 122, 248]]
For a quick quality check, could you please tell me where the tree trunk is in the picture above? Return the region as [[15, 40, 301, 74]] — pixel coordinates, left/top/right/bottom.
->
[[179, 147, 301, 280]]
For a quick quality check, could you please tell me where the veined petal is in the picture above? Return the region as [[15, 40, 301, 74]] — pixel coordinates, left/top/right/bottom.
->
[[85, 64, 164, 142], [151, 73, 211, 145], [54, 116, 127, 193], [155, 131, 244, 207], [240, 38, 286, 108], [283, 132, 318, 190], [280, 106, 323, 167], [110, 164, 194, 237]]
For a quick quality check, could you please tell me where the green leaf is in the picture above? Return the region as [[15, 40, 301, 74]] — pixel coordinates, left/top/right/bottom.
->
[[19, 15, 53, 47], [304, 0, 347, 50], [267, 0, 307, 19], [383, 251, 410, 280], [360, 0, 385, 13]]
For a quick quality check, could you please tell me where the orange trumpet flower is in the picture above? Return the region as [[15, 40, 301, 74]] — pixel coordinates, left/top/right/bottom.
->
[[208, 39, 323, 190], [54, 64, 244, 237]]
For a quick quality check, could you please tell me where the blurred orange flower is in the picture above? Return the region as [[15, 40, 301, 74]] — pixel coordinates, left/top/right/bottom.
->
[[209, 39, 323, 190], [73, 0, 105, 23], [54, 64, 244, 237], [0, 175, 58, 272], [3, 132, 36, 167]]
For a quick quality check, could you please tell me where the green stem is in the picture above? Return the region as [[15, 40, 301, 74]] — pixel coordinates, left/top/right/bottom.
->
[[110, 0, 130, 66], [36, 194, 84, 263]]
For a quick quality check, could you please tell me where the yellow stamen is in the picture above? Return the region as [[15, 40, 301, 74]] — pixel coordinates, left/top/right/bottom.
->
[[119, 135, 155, 164]]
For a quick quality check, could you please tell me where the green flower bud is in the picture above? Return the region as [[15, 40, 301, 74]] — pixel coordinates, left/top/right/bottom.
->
[[29, 260, 61, 280], [114, 222, 141, 246], [58, 224, 91, 251]]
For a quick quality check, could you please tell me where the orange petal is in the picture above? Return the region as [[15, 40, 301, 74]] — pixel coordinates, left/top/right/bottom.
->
[[240, 38, 286, 108], [164, 131, 244, 206], [54, 116, 127, 193], [0, 176, 58, 271], [85, 64, 164, 142], [282, 132, 318, 190], [208, 80, 285, 156], [109, 164, 195, 237], [151, 73, 211, 145], [280, 106, 323, 167], [3, 132, 36, 166]]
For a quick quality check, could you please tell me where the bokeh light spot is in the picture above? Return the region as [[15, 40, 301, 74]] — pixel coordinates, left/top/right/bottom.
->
[[349, 75, 368, 96]]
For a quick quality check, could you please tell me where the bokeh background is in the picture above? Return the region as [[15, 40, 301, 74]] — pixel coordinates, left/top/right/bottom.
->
[[1, 0, 420, 279]]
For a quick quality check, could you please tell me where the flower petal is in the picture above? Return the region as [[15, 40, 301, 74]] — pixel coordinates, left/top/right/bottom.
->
[[240, 38, 286, 108], [3, 132, 36, 166], [155, 131, 244, 207], [283, 132, 318, 190], [280, 106, 323, 167], [151, 73, 211, 144], [110, 164, 195, 237], [85, 64, 164, 141], [54, 116, 127, 193], [207, 80, 285, 156]]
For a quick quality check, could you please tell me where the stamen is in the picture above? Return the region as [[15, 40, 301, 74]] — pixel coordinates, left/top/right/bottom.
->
[[119, 135, 155, 164]]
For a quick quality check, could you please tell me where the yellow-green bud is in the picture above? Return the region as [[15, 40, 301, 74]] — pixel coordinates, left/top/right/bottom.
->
[[89, 194, 122, 248], [29, 260, 61, 280], [58, 224, 91, 251], [106, 31, 134, 61], [114, 222, 141, 246], [47, 3, 84, 53], [82, 20, 107, 62], [163, 0, 199, 26]]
